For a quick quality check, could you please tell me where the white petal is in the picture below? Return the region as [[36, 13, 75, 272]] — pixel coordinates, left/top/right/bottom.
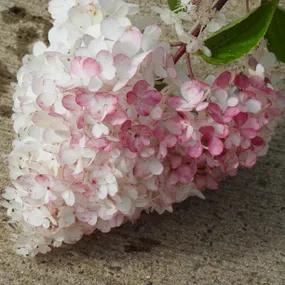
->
[[86, 24, 102, 38], [260, 52, 277, 69], [96, 50, 116, 81], [37, 92, 57, 107], [69, 6, 92, 29], [74, 158, 84, 175], [113, 27, 142, 57], [61, 149, 79, 165], [142, 25, 161, 51], [31, 185, 47, 200], [227, 96, 239, 107], [108, 183, 118, 196], [42, 218, 51, 229], [58, 207, 75, 228], [98, 185, 108, 199], [101, 18, 124, 41], [33, 41, 47, 56], [87, 211, 98, 226], [24, 208, 45, 227], [62, 191, 75, 206], [48, 0, 76, 24], [87, 38, 109, 56], [212, 89, 228, 106], [88, 76, 103, 92], [246, 99, 262, 114], [117, 196, 132, 215], [149, 159, 164, 175], [92, 123, 109, 138], [2, 187, 18, 200]]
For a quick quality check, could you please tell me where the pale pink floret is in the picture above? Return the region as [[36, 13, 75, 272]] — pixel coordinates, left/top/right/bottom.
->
[[119, 120, 153, 153], [127, 80, 162, 116], [71, 56, 101, 78], [168, 80, 209, 112], [199, 126, 224, 156]]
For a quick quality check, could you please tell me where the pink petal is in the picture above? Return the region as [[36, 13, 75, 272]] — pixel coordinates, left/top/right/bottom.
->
[[181, 80, 206, 104], [234, 112, 248, 127], [62, 94, 79, 111], [214, 71, 232, 88], [105, 110, 127, 126], [224, 107, 240, 122], [234, 73, 250, 90], [71, 57, 101, 77], [70, 57, 82, 76], [169, 155, 182, 169], [196, 101, 209, 111], [133, 80, 149, 94], [136, 102, 152, 116], [200, 126, 215, 136], [168, 96, 185, 111], [208, 136, 224, 156], [187, 142, 203, 158], [208, 103, 224, 124], [75, 92, 93, 107], [126, 91, 136, 105], [113, 54, 135, 91], [82, 57, 101, 77], [252, 136, 264, 146], [150, 106, 163, 120], [240, 151, 257, 168], [96, 50, 115, 81], [165, 118, 183, 135], [176, 162, 197, 183], [144, 90, 162, 105]]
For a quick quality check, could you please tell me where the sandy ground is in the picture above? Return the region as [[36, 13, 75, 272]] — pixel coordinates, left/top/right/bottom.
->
[[0, 0, 284, 284]]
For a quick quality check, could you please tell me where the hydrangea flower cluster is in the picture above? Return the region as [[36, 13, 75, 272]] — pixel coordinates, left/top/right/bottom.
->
[[3, 0, 284, 256]]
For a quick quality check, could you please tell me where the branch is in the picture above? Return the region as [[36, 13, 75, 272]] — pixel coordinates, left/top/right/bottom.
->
[[191, 0, 229, 39], [173, 44, 187, 64], [213, 0, 230, 11], [171, 41, 184, 47], [248, 55, 258, 70], [172, 0, 230, 65], [185, 53, 195, 79]]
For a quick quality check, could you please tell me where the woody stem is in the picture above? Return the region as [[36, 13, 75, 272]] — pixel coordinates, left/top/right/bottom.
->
[[213, 0, 229, 11], [173, 0, 230, 65], [185, 53, 195, 79], [173, 44, 187, 64]]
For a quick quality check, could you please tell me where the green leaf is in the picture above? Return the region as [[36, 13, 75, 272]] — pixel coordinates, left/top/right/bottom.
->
[[167, 0, 180, 11], [201, 0, 279, 65], [266, 7, 285, 63]]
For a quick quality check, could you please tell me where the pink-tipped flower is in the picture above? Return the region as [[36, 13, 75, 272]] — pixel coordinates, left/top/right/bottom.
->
[[168, 80, 209, 112], [127, 80, 162, 116]]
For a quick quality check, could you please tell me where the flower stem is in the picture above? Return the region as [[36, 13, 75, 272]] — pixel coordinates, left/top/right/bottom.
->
[[185, 53, 195, 79], [191, 0, 230, 37], [173, 44, 187, 64], [170, 41, 184, 47], [213, 0, 230, 11], [191, 24, 202, 37], [172, 0, 231, 69], [248, 55, 258, 70]]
